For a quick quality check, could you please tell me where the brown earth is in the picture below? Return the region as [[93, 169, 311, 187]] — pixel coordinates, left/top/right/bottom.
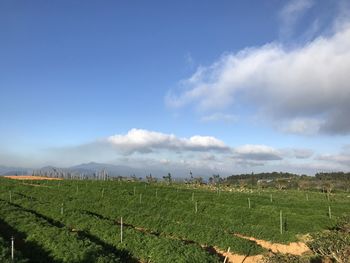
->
[[4, 175, 62, 180], [215, 247, 264, 263], [234, 233, 311, 256]]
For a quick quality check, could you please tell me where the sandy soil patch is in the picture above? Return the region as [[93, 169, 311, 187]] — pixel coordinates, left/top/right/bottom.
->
[[4, 175, 62, 180], [215, 247, 264, 263], [234, 233, 310, 256]]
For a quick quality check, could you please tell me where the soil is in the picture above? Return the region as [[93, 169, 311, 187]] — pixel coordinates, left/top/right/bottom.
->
[[215, 247, 264, 263], [234, 233, 310, 256], [3, 175, 63, 180]]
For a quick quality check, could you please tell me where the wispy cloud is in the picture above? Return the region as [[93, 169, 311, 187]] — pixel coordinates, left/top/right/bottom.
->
[[233, 144, 283, 161], [279, 0, 314, 39]]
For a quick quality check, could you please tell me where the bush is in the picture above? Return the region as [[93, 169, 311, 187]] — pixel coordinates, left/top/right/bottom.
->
[[262, 253, 312, 263], [308, 216, 350, 263]]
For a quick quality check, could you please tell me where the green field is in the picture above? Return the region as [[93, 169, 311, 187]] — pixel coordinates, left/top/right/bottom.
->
[[0, 178, 349, 262]]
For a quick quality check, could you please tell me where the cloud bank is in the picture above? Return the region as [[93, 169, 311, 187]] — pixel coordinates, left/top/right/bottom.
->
[[107, 128, 229, 154], [166, 22, 350, 135], [1, 128, 349, 175]]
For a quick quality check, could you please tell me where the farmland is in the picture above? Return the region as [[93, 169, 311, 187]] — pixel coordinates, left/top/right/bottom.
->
[[0, 177, 349, 262]]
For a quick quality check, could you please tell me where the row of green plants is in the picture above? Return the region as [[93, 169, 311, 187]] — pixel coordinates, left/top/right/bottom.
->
[[8, 180, 266, 255], [0, 198, 127, 262], [1, 178, 350, 262], [6, 182, 261, 262]]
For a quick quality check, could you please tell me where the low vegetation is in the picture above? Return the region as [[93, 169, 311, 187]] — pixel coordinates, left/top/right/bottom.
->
[[0, 176, 349, 262]]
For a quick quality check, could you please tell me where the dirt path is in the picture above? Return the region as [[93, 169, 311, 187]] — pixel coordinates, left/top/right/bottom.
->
[[4, 175, 62, 180], [234, 233, 310, 256], [215, 247, 264, 263]]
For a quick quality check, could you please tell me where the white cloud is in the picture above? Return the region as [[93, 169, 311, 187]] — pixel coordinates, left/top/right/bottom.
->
[[107, 128, 229, 153], [167, 22, 350, 135], [233, 144, 283, 161]]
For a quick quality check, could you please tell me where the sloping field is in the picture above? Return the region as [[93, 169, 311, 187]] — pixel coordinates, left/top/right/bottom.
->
[[0, 178, 348, 262]]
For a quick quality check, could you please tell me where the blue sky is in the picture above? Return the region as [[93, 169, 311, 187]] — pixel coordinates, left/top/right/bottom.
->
[[1, 0, 350, 176]]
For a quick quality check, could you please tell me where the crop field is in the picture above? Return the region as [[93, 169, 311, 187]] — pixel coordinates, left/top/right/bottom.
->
[[0, 177, 349, 262]]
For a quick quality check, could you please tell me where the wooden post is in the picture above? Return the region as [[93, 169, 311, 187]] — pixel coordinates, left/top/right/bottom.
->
[[248, 198, 251, 209], [120, 216, 123, 243], [270, 194, 273, 202], [133, 187, 136, 196], [223, 247, 230, 263], [61, 203, 64, 215], [280, 210, 283, 234], [195, 201, 198, 213], [306, 194, 309, 201], [101, 188, 105, 198], [11, 236, 14, 260], [328, 206, 332, 219]]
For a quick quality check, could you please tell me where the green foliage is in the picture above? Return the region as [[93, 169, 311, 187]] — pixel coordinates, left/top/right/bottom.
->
[[0, 178, 349, 262]]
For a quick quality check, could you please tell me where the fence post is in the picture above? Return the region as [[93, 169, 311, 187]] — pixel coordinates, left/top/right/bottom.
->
[[120, 217, 123, 243], [223, 247, 230, 263], [280, 210, 283, 234], [11, 236, 14, 260]]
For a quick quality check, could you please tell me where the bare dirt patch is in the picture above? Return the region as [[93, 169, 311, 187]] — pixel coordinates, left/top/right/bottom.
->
[[215, 247, 264, 263], [234, 233, 310, 256], [4, 175, 62, 180]]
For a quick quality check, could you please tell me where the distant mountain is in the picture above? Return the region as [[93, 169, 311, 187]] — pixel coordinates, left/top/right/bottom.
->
[[69, 162, 150, 177], [0, 165, 31, 175], [0, 161, 220, 178]]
